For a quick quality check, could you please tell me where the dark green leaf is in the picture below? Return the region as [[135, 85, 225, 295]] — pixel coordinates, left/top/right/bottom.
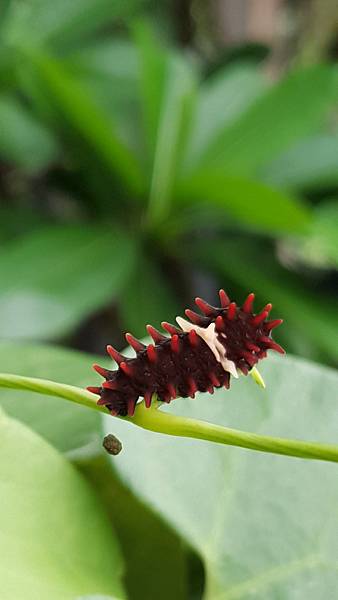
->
[[107, 355, 338, 599], [197, 65, 338, 175], [0, 225, 136, 339], [176, 169, 311, 235], [0, 410, 125, 599]]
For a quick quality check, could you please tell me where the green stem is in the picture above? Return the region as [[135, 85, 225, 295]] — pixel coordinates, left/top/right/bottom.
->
[[0, 373, 102, 412], [0, 373, 337, 464], [130, 403, 338, 463]]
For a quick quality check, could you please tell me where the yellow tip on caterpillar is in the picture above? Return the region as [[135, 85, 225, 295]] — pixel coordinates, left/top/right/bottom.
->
[[250, 367, 266, 389]]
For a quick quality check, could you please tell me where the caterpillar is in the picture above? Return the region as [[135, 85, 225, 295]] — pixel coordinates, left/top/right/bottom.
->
[[87, 290, 284, 417]]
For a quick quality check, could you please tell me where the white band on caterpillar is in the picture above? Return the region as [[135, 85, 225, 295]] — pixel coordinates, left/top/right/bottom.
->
[[176, 317, 238, 378]]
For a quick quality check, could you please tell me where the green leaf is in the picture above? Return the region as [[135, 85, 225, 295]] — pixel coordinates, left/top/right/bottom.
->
[[262, 135, 338, 190], [193, 239, 338, 361], [0, 342, 193, 599], [147, 54, 196, 226], [134, 23, 196, 225], [76, 596, 118, 600], [0, 410, 125, 600], [82, 456, 191, 600], [24, 52, 144, 196], [0, 225, 136, 340], [72, 39, 138, 83], [0, 342, 102, 454], [183, 64, 267, 170], [197, 65, 338, 175], [133, 22, 169, 165], [176, 170, 311, 235], [0, 94, 58, 169], [119, 253, 180, 338], [105, 355, 338, 599], [281, 200, 338, 269], [68, 40, 141, 153], [3, 0, 134, 51]]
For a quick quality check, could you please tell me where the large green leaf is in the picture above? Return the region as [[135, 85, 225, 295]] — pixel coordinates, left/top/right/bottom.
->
[[0, 94, 58, 169], [196, 65, 338, 176], [176, 170, 311, 235], [0, 225, 136, 340], [0, 410, 125, 600], [0, 342, 102, 454], [105, 355, 338, 599], [0, 344, 192, 599], [82, 456, 191, 600]]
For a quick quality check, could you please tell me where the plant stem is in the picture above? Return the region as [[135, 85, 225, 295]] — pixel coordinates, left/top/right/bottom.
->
[[0, 373, 102, 412], [130, 403, 338, 463], [0, 373, 337, 464]]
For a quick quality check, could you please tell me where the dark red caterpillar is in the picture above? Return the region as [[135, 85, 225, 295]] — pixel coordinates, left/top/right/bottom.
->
[[87, 290, 284, 417]]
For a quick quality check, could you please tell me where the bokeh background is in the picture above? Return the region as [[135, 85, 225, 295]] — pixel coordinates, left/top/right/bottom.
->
[[0, 0, 337, 365], [0, 2, 338, 599]]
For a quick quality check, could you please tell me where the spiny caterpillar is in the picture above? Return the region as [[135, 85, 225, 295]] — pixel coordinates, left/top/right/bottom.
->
[[88, 290, 284, 417]]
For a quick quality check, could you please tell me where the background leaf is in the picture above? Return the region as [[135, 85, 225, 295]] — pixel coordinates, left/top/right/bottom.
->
[[105, 354, 338, 599], [24, 52, 144, 197], [0, 225, 136, 340], [262, 135, 338, 191], [134, 23, 196, 225], [0, 94, 58, 169], [276, 200, 338, 271], [0, 410, 125, 600], [176, 170, 311, 235], [2, 0, 134, 51], [147, 53, 196, 226], [183, 63, 267, 170], [195, 65, 338, 176], [119, 252, 180, 338], [133, 22, 170, 167], [69, 40, 140, 152]]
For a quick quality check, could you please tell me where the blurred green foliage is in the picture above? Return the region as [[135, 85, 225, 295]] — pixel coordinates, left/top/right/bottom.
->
[[0, 2, 337, 365]]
